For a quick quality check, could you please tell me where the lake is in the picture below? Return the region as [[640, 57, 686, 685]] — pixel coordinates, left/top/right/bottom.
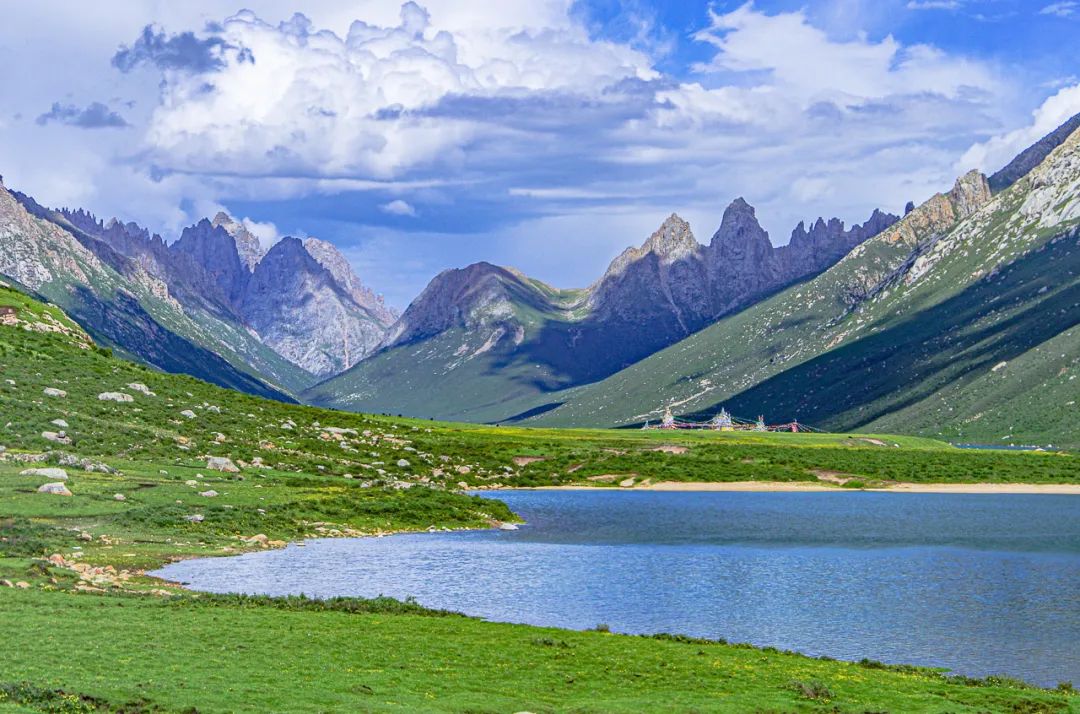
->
[[153, 490, 1080, 687]]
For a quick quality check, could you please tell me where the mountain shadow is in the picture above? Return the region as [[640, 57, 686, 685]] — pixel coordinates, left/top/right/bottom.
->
[[690, 229, 1080, 429]]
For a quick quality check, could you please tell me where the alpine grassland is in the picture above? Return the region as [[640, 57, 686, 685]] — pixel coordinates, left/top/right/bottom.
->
[[2, 282, 1078, 712]]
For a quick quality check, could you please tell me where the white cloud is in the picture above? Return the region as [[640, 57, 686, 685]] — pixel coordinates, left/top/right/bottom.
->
[[1040, 2, 1079, 18], [906, 1, 961, 9], [380, 199, 417, 216], [241, 217, 280, 246], [958, 82, 1080, 174], [691, 3, 994, 103], [134, 3, 655, 182]]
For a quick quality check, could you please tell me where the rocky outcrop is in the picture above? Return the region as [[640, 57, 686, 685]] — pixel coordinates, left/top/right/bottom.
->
[[302, 238, 397, 326], [171, 218, 250, 305], [212, 212, 265, 271], [240, 237, 388, 376]]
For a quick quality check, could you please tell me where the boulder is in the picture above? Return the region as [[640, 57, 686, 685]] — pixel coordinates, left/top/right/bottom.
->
[[43, 387, 67, 398], [37, 482, 72, 496], [397, 459, 411, 468], [127, 383, 156, 396], [198, 490, 219, 498], [41, 431, 71, 445], [183, 514, 205, 523], [113, 493, 126, 501], [619, 477, 636, 488], [206, 456, 239, 473], [180, 409, 197, 419], [50, 419, 68, 428], [98, 392, 133, 403], [498, 522, 519, 531], [20, 467, 68, 480]]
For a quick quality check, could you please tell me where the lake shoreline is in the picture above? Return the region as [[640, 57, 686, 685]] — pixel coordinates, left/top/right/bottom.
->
[[480, 481, 1080, 494]]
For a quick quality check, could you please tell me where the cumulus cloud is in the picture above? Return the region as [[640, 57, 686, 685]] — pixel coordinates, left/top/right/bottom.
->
[[112, 24, 253, 73], [127, 3, 654, 182], [35, 101, 130, 128], [380, 199, 417, 216]]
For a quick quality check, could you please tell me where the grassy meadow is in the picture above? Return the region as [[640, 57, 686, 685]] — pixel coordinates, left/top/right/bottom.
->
[[2, 281, 1079, 712]]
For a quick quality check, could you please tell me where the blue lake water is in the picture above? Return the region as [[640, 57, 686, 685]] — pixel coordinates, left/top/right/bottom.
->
[[153, 490, 1080, 686]]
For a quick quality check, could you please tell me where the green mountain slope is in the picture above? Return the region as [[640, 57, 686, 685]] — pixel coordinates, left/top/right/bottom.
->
[[526, 125, 1080, 446], [515, 171, 992, 428], [304, 263, 591, 420]]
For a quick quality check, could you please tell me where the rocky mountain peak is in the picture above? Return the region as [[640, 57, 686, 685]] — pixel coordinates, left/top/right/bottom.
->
[[642, 214, 697, 261], [710, 198, 770, 250], [302, 237, 397, 326], [171, 218, 248, 304], [211, 211, 265, 271], [384, 262, 526, 348]]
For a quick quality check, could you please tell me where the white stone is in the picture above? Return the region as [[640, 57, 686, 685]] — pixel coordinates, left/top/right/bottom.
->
[[37, 482, 72, 496], [98, 392, 133, 403], [43, 387, 66, 398], [180, 409, 197, 419], [20, 467, 68, 480]]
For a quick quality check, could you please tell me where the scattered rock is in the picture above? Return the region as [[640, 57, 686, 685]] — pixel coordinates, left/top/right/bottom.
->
[[14, 581, 30, 589], [185, 479, 198, 486], [50, 419, 68, 428], [457, 481, 469, 490], [37, 482, 72, 496], [113, 493, 126, 502], [498, 522, 519, 531], [206, 456, 239, 473], [397, 459, 411, 468], [127, 383, 156, 396], [20, 467, 68, 480], [41, 431, 71, 445], [198, 490, 219, 498], [456, 465, 472, 475], [183, 514, 205, 523], [43, 387, 67, 398], [180, 409, 197, 419], [619, 477, 636, 488], [512, 456, 546, 466], [650, 445, 689, 455], [98, 392, 133, 403]]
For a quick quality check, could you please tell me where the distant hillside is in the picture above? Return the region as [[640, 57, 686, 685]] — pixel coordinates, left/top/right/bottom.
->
[[308, 204, 897, 420], [523, 119, 1080, 447]]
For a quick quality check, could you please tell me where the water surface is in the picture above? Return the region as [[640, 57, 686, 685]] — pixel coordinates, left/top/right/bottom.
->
[[154, 490, 1080, 686]]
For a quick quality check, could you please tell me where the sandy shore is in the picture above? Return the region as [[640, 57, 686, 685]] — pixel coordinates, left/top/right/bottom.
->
[[506, 481, 1080, 494]]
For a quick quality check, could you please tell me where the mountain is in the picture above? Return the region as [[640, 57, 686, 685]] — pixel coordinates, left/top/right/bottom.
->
[[306, 204, 898, 420], [2, 181, 396, 392], [240, 237, 392, 376], [518, 118, 1080, 447], [0, 179, 295, 400]]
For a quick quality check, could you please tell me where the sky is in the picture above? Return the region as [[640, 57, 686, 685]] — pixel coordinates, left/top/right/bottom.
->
[[2, 0, 1080, 308]]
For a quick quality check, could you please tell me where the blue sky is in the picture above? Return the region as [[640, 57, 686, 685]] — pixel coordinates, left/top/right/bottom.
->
[[1, 0, 1079, 307]]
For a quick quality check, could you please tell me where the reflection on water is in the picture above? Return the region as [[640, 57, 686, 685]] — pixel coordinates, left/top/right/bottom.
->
[[154, 490, 1080, 686]]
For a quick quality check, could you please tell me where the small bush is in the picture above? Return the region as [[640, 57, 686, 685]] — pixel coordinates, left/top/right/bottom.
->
[[790, 679, 835, 702]]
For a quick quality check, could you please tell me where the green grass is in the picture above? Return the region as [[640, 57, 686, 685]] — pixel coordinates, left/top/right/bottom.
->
[[2, 282, 1079, 712], [2, 588, 1077, 713]]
